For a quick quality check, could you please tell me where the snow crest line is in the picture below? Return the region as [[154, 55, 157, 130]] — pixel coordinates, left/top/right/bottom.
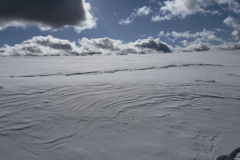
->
[[10, 63, 223, 78]]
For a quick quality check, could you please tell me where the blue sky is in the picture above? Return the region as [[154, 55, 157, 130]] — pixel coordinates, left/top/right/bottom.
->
[[0, 0, 240, 56]]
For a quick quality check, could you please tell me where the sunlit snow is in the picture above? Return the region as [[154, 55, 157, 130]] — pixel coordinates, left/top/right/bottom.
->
[[0, 50, 240, 160]]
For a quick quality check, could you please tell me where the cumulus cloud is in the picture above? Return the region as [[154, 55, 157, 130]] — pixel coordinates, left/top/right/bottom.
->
[[177, 43, 210, 52], [0, 36, 82, 56], [80, 37, 172, 55], [0, 36, 172, 56], [159, 29, 223, 43], [1, 35, 240, 56], [177, 41, 240, 52], [168, 28, 238, 52], [79, 37, 123, 55], [181, 40, 189, 46], [213, 41, 240, 50], [0, 0, 97, 32], [133, 37, 172, 53], [119, 6, 152, 25], [151, 0, 220, 21]]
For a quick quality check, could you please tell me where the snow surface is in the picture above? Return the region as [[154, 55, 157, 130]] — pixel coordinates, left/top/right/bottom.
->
[[0, 50, 240, 160]]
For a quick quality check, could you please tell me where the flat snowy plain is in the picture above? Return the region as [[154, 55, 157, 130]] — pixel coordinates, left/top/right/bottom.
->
[[0, 50, 240, 160]]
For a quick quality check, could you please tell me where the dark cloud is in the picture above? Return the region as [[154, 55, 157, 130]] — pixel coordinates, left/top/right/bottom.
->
[[134, 37, 172, 53], [0, 0, 85, 28], [0, 0, 96, 31]]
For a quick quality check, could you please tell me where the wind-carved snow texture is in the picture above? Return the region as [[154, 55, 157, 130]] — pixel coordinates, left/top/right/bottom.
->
[[1, 83, 239, 160], [0, 51, 240, 160], [9, 63, 223, 78]]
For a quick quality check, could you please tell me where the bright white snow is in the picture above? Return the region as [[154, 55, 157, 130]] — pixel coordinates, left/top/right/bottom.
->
[[0, 50, 240, 160]]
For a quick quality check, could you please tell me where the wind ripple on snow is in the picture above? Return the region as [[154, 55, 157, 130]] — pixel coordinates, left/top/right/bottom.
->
[[0, 82, 239, 159]]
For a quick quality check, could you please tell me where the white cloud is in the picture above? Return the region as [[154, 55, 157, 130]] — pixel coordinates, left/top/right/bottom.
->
[[0, 36, 81, 56], [176, 41, 240, 52], [74, 1, 97, 33], [119, 18, 133, 26], [119, 6, 152, 25], [215, 28, 225, 32], [151, 15, 172, 21], [136, 6, 152, 16], [231, 30, 240, 40], [213, 41, 240, 50], [79, 37, 122, 55], [151, 0, 219, 21], [160, 0, 203, 18], [223, 16, 240, 39], [228, 2, 240, 15], [177, 43, 210, 52], [138, 34, 146, 38], [223, 16, 240, 30], [159, 29, 223, 43], [159, 31, 165, 37], [207, 35, 222, 41], [213, 0, 233, 5], [181, 40, 189, 46], [0, 21, 28, 31], [214, 0, 240, 15], [210, 10, 221, 15], [160, 29, 225, 51]]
